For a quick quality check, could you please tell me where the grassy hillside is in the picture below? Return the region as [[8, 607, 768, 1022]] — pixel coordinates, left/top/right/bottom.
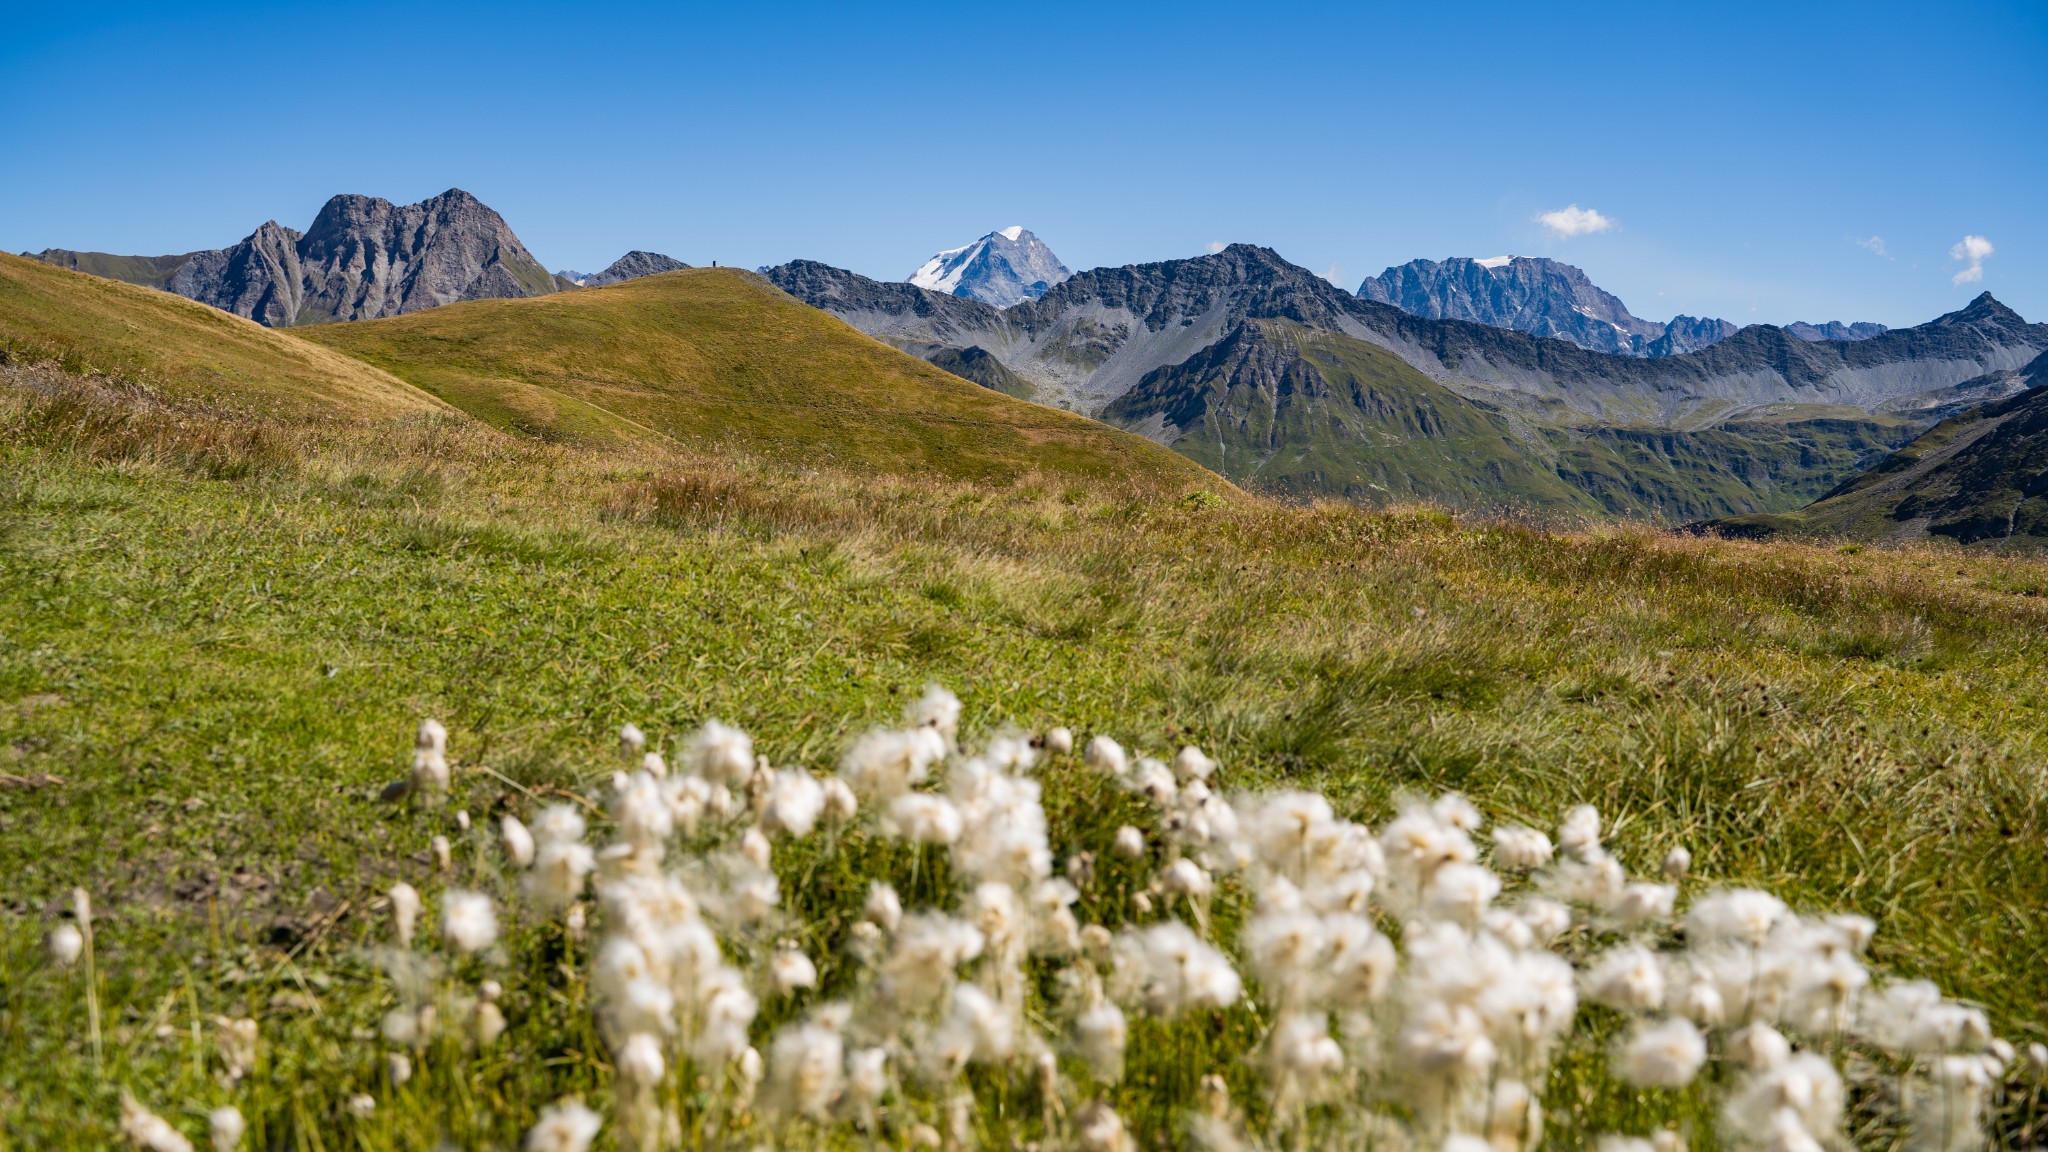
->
[[0, 252, 446, 419], [1104, 321, 1603, 512], [1708, 357, 2048, 548], [299, 268, 1210, 487], [5, 366, 2048, 1147]]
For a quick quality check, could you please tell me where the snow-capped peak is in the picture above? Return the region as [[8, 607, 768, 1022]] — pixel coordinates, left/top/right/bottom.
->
[[906, 227, 1072, 308], [1474, 255, 1515, 269]]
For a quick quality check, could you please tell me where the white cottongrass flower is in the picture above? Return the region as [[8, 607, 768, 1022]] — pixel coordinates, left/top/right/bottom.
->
[[886, 793, 963, 844], [1687, 889, 1787, 949], [48, 923, 83, 967], [640, 750, 667, 778], [1585, 944, 1666, 1012], [766, 770, 826, 836], [771, 948, 819, 996], [1620, 1016, 1707, 1088], [839, 727, 947, 800], [120, 1091, 194, 1152], [908, 685, 962, 741], [530, 804, 586, 846], [1113, 825, 1146, 859], [1076, 1101, 1134, 1152], [1044, 727, 1074, 756], [1662, 845, 1692, 880], [1076, 1000, 1128, 1083], [208, 1106, 245, 1152], [500, 815, 536, 867], [616, 1032, 665, 1088], [215, 1016, 257, 1080], [411, 718, 451, 795], [619, 722, 646, 756], [387, 1051, 412, 1086], [1611, 883, 1677, 930], [388, 882, 422, 947], [1491, 825, 1554, 871], [767, 1015, 847, 1120], [739, 825, 773, 868], [686, 720, 754, 785], [1557, 804, 1602, 862], [432, 834, 452, 872], [346, 1094, 375, 1118], [1173, 744, 1217, 781], [1085, 735, 1129, 777], [863, 882, 903, 933], [1121, 921, 1242, 1015], [820, 776, 858, 823], [441, 890, 498, 954], [844, 1045, 891, 1123], [1163, 857, 1213, 899], [524, 1098, 603, 1152]]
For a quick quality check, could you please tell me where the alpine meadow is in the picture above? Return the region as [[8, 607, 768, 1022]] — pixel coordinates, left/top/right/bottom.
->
[[4, 6, 2048, 1147]]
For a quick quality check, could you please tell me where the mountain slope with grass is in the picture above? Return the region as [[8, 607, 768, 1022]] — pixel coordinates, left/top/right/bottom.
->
[[296, 267, 1214, 487], [0, 252, 447, 419], [1706, 352, 2048, 546]]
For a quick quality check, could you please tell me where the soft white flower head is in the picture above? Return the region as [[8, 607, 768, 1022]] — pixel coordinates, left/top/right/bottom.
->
[[208, 1105, 245, 1152], [528, 839, 596, 914], [1085, 735, 1129, 777], [908, 685, 962, 742], [611, 770, 673, 850], [1557, 804, 1602, 862], [1662, 845, 1692, 881], [1163, 857, 1214, 899], [523, 1098, 603, 1152], [1432, 793, 1482, 832], [766, 1016, 847, 1120], [442, 890, 498, 955], [388, 882, 422, 947], [1113, 825, 1146, 859], [686, 720, 754, 786], [771, 948, 819, 996], [619, 722, 646, 757], [1620, 1016, 1707, 1088], [820, 776, 858, 823], [120, 1091, 194, 1152], [1076, 1000, 1128, 1083], [1044, 727, 1075, 756], [1687, 889, 1787, 950], [617, 1031, 665, 1088], [885, 793, 963, 844], [640, 751, 667, 779], [1076, 1101, 1133, 1152], [1727, 1022, 1791, 1071], [1611, 883, 1677, 931], [863, 882, 903, 933], [1492, 825, 1554, 871], [1585, 944, 1666, 1012], [839, 728, 948, 800], [500, 815, 536, 867], [48, 923, 83, 967], [530, 804, 587, 846], [1120, 921, 1242, 1015], [766, 770, 826, 837], [1173, 744, 1217, 782]]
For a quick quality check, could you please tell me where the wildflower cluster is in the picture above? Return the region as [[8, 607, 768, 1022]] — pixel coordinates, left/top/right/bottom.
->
[[79, 690, 2039, 1151]]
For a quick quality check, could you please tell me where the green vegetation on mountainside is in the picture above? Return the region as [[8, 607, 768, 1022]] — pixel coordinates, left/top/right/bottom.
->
[[299, 268, 1207, 487], [0, 252, 446, 419]]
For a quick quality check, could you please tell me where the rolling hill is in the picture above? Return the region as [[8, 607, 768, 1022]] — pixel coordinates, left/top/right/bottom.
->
[[0, 251, 447, 419], [294, 267, 1215, 487]]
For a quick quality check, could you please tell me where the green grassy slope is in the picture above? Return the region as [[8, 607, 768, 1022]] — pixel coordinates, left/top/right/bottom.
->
[[299, 268, 1212, 487], [5, 375, 2048, 1145], [1104, 320, 1603, 512], [0, 253, 447, 419]]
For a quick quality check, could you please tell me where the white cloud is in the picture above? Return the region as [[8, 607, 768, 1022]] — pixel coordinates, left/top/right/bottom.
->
[[1206, 241, 1228, 254], [1535, 204, 1616, 238], [1949, 234, 1993, 285], [1320, 264, 1343, 286], [1853, 235, 1890, 258]]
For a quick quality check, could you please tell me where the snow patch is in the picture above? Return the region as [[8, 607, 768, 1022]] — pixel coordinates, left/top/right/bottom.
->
[[998, 226, 1025, 241], [1475, 255, 1514, 269]]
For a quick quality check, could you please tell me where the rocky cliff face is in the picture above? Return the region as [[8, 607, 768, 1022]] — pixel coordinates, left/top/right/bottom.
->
[[909, 227, 1071, 307], [1359, 256, 1672, 355], [28, 189, 558, 326]]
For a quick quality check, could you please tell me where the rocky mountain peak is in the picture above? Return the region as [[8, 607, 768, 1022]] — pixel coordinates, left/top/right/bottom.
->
[[908, 227, 1071, 308], [575, 251, 689, 288]]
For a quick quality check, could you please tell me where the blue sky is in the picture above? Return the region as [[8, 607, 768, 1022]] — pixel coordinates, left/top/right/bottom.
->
[[2, 1, 2042, 328]]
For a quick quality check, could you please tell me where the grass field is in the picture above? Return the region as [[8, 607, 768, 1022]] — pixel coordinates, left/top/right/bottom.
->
[[5, 355, 2048, 1148]]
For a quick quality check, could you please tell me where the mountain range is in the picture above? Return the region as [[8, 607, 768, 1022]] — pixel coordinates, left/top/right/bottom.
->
[[24, 189, 685, 326], [21, 189, 2047, 541], [1357, 256, 1885, 358], [908, 227, 1072, 307], [765, 245, 2045, 519]]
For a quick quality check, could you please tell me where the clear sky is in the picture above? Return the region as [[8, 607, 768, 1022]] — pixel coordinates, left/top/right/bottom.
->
[[3, 1, 2042, 329]]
